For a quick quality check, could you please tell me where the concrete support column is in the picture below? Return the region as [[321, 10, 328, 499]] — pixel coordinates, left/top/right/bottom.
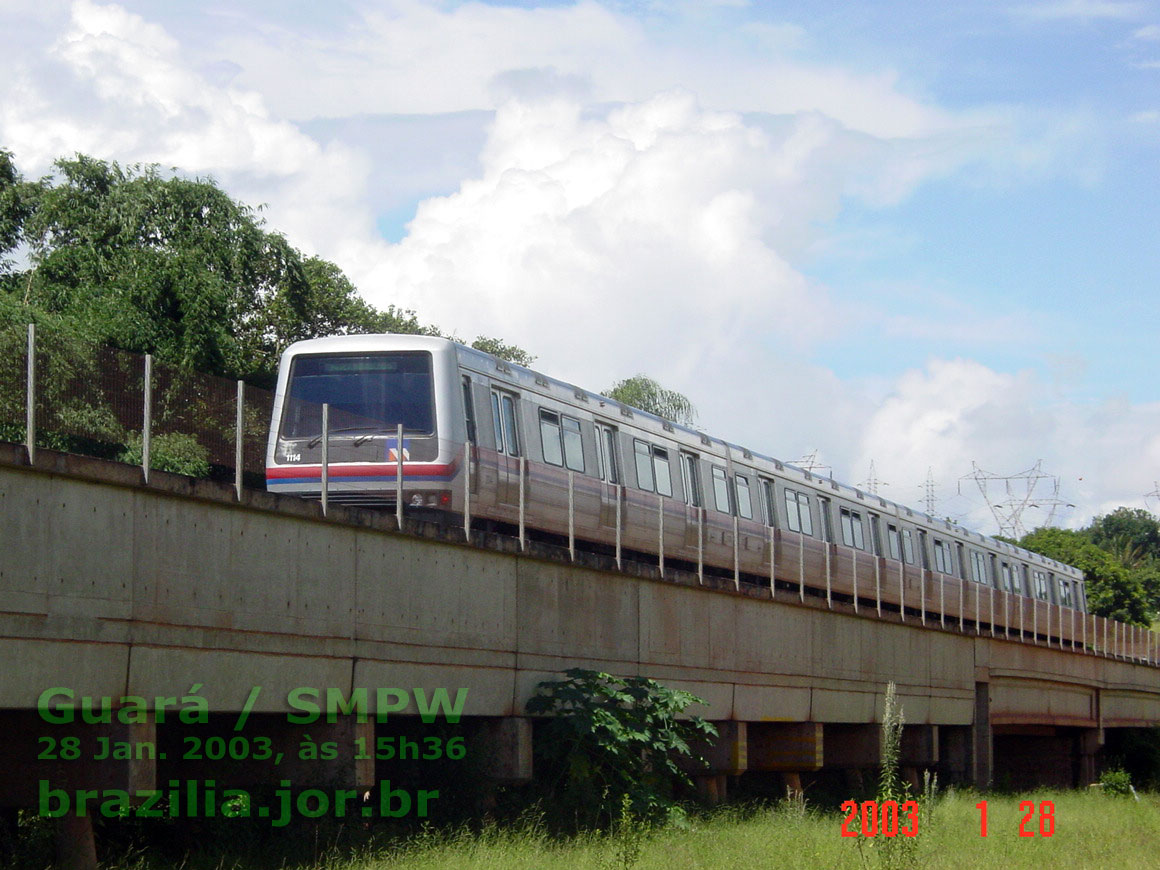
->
[[1077, 728, 1102, 787], [824, 723, 881, 769], [972, 682, 992, 789], [684, 721, 746, 804], [476, 717, 533, 784], [747, 722, 823, 773], [938, 725, 972, 784]]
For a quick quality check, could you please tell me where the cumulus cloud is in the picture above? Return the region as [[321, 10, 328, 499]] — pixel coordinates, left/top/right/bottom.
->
[[0, 0, 375, 256], [854, 359, 1160, 530]]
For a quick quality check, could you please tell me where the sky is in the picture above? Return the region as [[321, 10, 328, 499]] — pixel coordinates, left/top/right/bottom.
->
[[2, 0, 1159, 535]]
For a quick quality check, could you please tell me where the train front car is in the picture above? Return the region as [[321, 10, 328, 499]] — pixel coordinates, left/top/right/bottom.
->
[[266, 335, 464, 511]]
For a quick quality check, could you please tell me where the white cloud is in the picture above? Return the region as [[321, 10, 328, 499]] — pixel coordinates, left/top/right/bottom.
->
[[1132, 23, 1160, 39], [1012, 0, 1147, 22], [208, 0, 963, 141], [854, 358, 1160, 531], [0, 0, 375, 256]]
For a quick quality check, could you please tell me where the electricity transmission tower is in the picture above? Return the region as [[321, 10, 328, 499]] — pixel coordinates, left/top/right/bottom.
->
[[859, 460, 887, 496], [793, 449, 832, 479], [922, 467, 937, 516], [959, 460, 1073, 538]]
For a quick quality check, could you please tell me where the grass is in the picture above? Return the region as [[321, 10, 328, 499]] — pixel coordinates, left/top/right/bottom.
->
[[39, 787, 1156, 870], [5, 787, 1156, 869]]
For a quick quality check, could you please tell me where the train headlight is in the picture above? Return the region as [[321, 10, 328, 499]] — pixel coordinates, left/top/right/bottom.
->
[[409, 494, 424, 507]]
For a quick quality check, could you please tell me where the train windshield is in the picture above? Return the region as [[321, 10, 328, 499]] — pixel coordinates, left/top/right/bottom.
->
[[280, 352, 435, 439]]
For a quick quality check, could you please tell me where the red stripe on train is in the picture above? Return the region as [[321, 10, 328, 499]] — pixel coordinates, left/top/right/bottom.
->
[[266, 462, 456, 480]]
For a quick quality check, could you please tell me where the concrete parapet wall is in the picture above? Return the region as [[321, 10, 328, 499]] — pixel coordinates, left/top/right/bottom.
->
[[2, 444, 1160, 737]]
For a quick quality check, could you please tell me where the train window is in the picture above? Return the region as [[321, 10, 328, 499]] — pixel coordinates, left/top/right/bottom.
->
[[562, 418, 584, 472], [680, 452, 702, 507], [634, 439, 654, 491], [712, 466, 732, 514], [1058, 577, 1073, 606], [887, 524, 901, 561], [971, 550, 988, 585], [1033, 570, 1050, 601], [901, 529, 915, 565], [818, 497, 834, 542], [539, 410, 564, 467], [839, 507, 865, 550], [501, 393, 521, 456], [869, 515, 883, 556], [595, 424, 619, 483], [653, 447, 673, 497], [933, 539, 952, 574], [784, 489, 813, 536], [283, 352, 435, 439], [462, 377, 477, 443], [761, 479, 777, 526], [490, 392, 504, 451], [1000, 562, 1015, 593], [736, 474, 753, 520]]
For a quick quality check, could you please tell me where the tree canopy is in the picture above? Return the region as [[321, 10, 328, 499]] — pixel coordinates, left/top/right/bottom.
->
[[1017, 526, 1152, 625], [604, 374, 697, 426], [0, 151, 531, 383]]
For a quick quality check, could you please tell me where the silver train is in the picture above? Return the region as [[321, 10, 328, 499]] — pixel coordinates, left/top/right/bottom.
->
[[267, 334, 1098, 646]]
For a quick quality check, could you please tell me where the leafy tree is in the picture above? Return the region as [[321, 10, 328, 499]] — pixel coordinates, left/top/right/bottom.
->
[[604, 375, 697, 426], [525, 668, 716, 828], [0, 149, 36, 290], [469, 335, 536, 367], [17, 154, 317, 381], [1018, 527, 1150, 624], [1089, 508, 1160, 561]]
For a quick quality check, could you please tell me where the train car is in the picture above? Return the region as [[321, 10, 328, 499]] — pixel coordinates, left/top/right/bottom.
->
[[266, 334, 1089, 641]]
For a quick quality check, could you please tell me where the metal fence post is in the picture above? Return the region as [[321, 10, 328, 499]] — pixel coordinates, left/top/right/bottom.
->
[[142, 354, 152, 484], [733, 515, 740, 590], [799, 536, 805, 603], [569, 472, 576, 562], [768, 526, 776, 598], [697, 508, 704, 584], [875, 556, 881, 617], [852, 551, 859, 614], [518, 455, 527, 551], [321, 403, 329, 517], [25, 323, 35, 465], [658, 494, 664, 578], [615, 485, 622, 570], [235, 380, 244, 501], [824, 545, 832, 609], [464, 441, 472, 540], [396, 422, 404, 529]]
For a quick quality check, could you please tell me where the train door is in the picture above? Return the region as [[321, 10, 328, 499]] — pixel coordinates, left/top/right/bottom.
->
[[680, 450, 703, 547], [489, 386, 522, 506], [594, 421, 620, 527]]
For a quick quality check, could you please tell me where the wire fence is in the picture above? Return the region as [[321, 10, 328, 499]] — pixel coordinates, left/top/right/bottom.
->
[[0, 321, 273, 489]]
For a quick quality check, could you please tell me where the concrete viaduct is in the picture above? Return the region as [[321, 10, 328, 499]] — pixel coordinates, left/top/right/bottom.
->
[[2, 441, 1160, 837]]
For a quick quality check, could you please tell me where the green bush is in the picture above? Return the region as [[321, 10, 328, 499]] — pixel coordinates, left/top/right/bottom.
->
[[1099, 766, 1133, 797], [525, 668, 717, 830], [119, 431, 211, 478]]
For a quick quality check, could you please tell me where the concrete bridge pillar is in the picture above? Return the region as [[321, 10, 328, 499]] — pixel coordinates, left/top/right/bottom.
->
[[972, 682, 992, 789], [476, 716, 533, 783], [685, 721, 746, 803], [1076, 728, 1103, 787]]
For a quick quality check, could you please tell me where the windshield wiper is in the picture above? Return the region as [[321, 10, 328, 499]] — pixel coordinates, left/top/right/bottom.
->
[[305, 426, 425, 448], [307, 426, 391, 448]]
